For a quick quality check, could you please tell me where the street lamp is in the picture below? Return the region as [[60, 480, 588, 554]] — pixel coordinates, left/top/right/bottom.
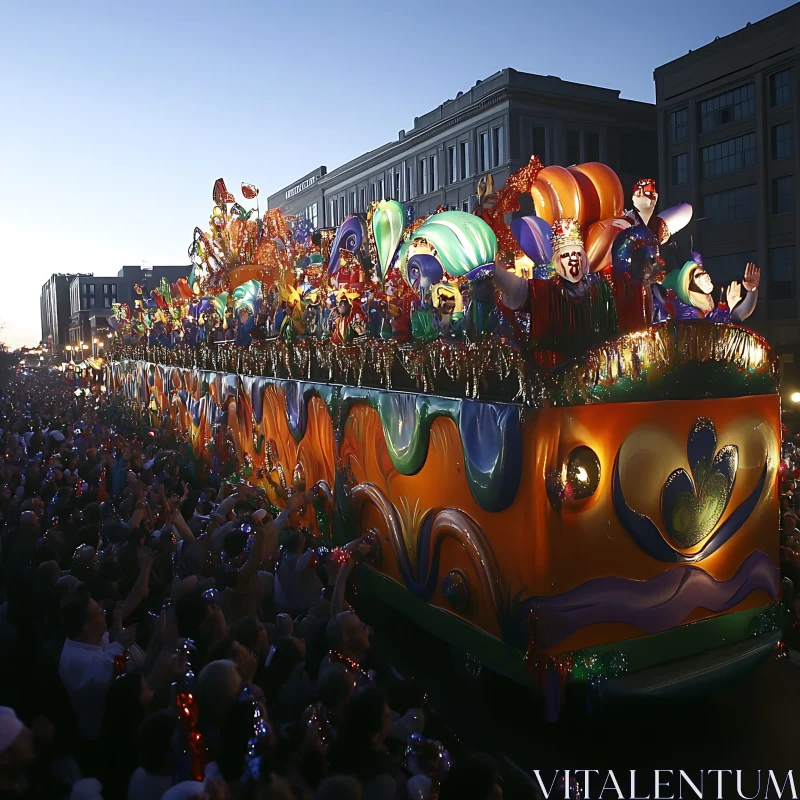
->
[[791, 392, 800, 403]]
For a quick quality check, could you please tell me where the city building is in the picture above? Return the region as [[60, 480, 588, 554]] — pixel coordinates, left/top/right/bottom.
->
[[654, 3, 800, 395], [40, 273, 89, 351], [115, 264, 190, 312], [67, 275, 117, 349], [44, 265, 190, 355], [268, 68, 656, 226]]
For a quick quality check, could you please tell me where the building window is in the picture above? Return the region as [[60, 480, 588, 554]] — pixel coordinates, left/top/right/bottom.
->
[[102, 283, 117, 309], [771, 69, 791, 107], [350, 191, 357, 214], [770, 246, 796, 300], [459, 141, 470, 180], [671, 153, 688, 186], [461, 199, 470, 212], [669, 108, 688, 143], [419, 159, 428, 195], [394, 169, 401, 199], [359, 187, 366, 212], [329, 199, 336, 226], [699, 83, 755, 132], [492, 126, 505, 167], [447, 146, 457, 184], [378, 178, 385, 200], [339, 196, 345, 221], [773, 175, 795, 214], [407, 165, 414, 198], [703, 252, 757, 287], [81, 283, 95, 310], [584, 132, 600, 162], [772, 122, 793, 160], [702, 185, 756, 224], [700, 133, 756, 178], [566, 129, 580, 165], [532, 126, 546, 163], [429, 155, 438, 192], [478, 132, 489, 173]]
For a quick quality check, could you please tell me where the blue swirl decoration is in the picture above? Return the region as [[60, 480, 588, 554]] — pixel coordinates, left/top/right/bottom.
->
[[613, 418, 768, 563], [328, 215, 365, 277]]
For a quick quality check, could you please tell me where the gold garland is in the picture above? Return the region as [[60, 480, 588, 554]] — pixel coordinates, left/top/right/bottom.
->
[[108, 323, 777, 409], [110, 336, 528, 402]]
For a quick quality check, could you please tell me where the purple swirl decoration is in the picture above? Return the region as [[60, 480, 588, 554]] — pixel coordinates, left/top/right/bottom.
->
[[407, 253, 444, 298], [529, 550, 778, 649], [293, 218, 315, 244], [511, 216, 552, 265], [328, 215, 365, 277]]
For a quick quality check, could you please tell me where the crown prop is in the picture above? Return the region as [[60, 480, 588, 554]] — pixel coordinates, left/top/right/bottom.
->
[[551, 218, 584, 251]]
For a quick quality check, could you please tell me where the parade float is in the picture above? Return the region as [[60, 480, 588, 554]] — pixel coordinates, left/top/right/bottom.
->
[[107, 161, 784, 716]]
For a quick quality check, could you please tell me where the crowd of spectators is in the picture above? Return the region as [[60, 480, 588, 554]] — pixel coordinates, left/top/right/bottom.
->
[[0, 369, 505, 799]]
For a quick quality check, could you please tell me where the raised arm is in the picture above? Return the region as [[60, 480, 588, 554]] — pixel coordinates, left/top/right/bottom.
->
[[731, 263, 760, 322]]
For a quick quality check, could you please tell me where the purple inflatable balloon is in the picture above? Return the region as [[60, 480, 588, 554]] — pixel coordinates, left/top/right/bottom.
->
[[328, 215, 366, 277], [189, 298, 213, 319], [611, 224, 659, 278], [407, 253, 444, 298], [511, 216, 552, 265]]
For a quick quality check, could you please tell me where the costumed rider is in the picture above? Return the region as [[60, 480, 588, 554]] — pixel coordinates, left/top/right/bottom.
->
[[661, 257, 760, 323], [328, 289, 367, 345], [494, 217, 618, 365], [431, 282, 463, 340], [611, 224, 667, 334], [623, 178, 692, 246], [462, 264, 504, 342]]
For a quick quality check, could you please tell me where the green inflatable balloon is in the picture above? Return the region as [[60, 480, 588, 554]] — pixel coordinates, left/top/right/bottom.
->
[[402, 211, 497, 278], [371, 200, 407, 283], [232, 280, 261, 314], [211, 292, 229, 320]]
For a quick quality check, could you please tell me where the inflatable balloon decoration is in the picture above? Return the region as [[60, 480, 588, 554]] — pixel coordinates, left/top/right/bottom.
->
[[328, 215, 367, 279], [370, 200, 408, 286]]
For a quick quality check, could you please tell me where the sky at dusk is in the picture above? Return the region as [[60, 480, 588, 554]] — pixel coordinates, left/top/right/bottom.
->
[[0, 0, 793, 348]]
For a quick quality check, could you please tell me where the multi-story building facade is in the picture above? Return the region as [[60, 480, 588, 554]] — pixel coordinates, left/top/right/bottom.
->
[[40, 274, 88, 351], [268, 68, 656, 227], [50, 266, 191, 353], [67, 275, 117, 348], [115, 265, 190, 313], [654, 4, 800, 395]]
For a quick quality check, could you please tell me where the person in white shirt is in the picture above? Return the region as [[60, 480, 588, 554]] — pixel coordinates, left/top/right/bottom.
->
[[57, 585, 127, 741]]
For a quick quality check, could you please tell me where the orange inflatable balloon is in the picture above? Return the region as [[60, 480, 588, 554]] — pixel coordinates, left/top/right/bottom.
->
[[175, 277, 195, 301], [530, 162, 624, 230], [531, 181, 559, 225], [534, 167, 582, 223], [585, 218, 631, 272], [228, 264, 281, 292], [569, 163, 624, 221], [567, 166, 601, 227]]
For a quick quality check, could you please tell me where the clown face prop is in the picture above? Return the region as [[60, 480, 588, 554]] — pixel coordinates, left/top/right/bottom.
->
[[632, 179, 658, 223], [551, 218, 588, 283]]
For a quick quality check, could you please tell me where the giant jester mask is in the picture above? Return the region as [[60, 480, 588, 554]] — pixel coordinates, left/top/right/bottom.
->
[[551, 218, 588, 283]]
